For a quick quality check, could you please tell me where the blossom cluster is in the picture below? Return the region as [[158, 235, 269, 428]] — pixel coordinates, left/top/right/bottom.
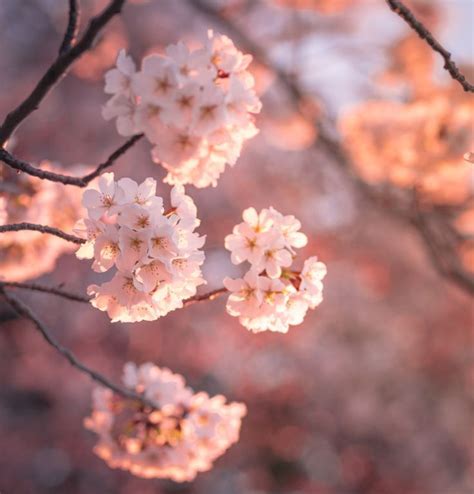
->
[[85, 362, 246, 482], [74, 173, 205, 322], [224, 207, 327, 333], [0, 162, 84, 282], [103, 30, 261, 188]]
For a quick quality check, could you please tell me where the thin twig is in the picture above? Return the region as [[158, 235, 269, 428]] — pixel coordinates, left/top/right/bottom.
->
[[0, 281, 89, 303], [183, 287, 228, 307], [386, 0, 474, 92], [79, 134, 144, 184], [59, 0, 81, 54], [0, 223, 84, 244], [0, 288, 156, 407], [0, 134, 143, 187], [0, 0, 127, 145]]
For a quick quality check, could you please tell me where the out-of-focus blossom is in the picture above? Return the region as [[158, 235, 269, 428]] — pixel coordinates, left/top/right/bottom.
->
[[269, 0, 358, 14], [262, 112, 317, 151], [378, 34, 437, 98], [75, 173, 206, 322], [0, 162, 85, 282], [73, 30, 129, 81], [224, 207, 326, 333], [102, 31, 261, 188], [340, 93, 474, 206], [84, 362, 246, 481]]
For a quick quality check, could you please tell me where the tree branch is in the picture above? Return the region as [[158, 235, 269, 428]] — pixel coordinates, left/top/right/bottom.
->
[[0, 223, 84, 244], [188, 0, 474, 295], [0, 281, 89, 303], [79, 133, 144, 184], [0, 280, 228, 308], [386, 0, 474, 93], [0, 0, 127, 146], [59, 0, 81, 54], [183, 287, 228, 307], [0, 287, 156, 407], [0, 134, 143, 187]]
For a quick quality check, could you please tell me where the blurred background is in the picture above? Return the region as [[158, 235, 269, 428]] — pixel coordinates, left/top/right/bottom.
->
[[0, 0, 473, 493]]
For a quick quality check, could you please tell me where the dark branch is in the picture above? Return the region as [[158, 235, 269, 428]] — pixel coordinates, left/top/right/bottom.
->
[[0, 134, 143, 187], [0, 288, 155, 407], [0, 223, 84, 244], [59, 0, 81, 54], [0, 0, 127, 146], [0, 281, 89, 303], [386, 0, 474, 93]]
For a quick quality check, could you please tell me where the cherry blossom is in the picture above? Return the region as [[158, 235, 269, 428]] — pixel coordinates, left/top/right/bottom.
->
[[103, 31, 261, 188], [75, 173, 205, 322], [224, 207, 326, 333], [84, 362, 246, 481], [104, 49, 136, 97], [82, 172, 124, 220], [102, 50, 139, 137]]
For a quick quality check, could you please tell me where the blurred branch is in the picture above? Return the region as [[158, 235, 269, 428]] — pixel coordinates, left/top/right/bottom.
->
[[0, 223, 84, 244], [59, 0, 81, 54], [0, 0, 127, 146], [0, 281, 89, 303], [188, 0, 474, 295], [0, 134, 144, 186], [386, 0, 474, 93], [411, 197, 474, 293], [0, 287, 156, 408]]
